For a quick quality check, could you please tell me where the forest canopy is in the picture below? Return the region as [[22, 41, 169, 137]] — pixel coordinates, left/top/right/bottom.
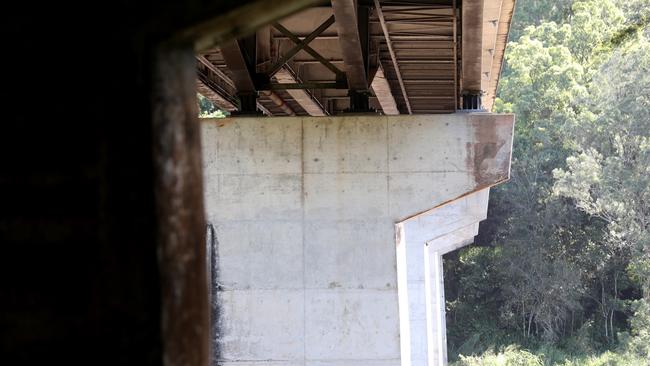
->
[[446, 0, 650, 364]]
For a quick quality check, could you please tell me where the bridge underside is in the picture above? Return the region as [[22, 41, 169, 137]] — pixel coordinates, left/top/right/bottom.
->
[[203, 113, 513, 365], [197, 0, 514, 116], [198, 1, 516, 365]]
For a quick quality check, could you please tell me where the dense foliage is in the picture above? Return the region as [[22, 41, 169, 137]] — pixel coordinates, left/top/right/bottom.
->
[[198, 93, 228, 118], [446, 0, 650, 364]]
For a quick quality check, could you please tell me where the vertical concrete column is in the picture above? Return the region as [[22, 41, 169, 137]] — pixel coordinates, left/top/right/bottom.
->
[[396, 189, 489, 366], [396, 227, 429, 366], [424, 249, 447, 366]]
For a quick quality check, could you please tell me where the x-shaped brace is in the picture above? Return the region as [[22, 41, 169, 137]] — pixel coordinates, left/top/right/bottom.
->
[[270, 16, 346, 81]]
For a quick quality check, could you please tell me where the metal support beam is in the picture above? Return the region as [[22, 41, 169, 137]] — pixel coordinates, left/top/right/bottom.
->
[[359, 5, 371, 78], [374, 0, 412, 114], [220, 38, 266, 114], [256, 26, 272, 73], [196, 78, 237, 112], [269, 15, 336, 76], [348, 89, 371, 112], [331, 0, 370, 91], [275, 68, 328, 116], [261, 81, 346, 90], [461, 92, 482, 110], [196, 55, 275, 115], [370, 63, 399, 115], [271, 21, 346, 80], [259, 90, 296, 116], [197, 55, 235, 88], [461, 0, 484, 100], [453, 0, 459, 111], [484, 0, 515, 111], [173, 0, 331, 51], [196, 55, 239, 111], [234, 92, 257, 114], [220, 39, 257, 92]]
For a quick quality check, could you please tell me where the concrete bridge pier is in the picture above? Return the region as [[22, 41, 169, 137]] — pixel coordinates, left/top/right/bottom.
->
[[202, 113, 513, 366]]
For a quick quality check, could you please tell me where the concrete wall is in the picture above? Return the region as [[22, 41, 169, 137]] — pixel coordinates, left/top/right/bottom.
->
[[202, 113, 514, 366]]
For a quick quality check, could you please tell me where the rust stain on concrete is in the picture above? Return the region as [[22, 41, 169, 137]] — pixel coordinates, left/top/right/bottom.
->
[[466, 114, 513, 187]]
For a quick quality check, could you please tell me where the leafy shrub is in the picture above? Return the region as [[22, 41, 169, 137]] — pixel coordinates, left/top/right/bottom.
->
[[453, 345, 543, 366], [624, 299, 650, 360]]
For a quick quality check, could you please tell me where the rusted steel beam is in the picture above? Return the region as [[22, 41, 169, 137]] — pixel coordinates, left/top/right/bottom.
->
[[220, 38, 269, 113], [261, 81, 346, 90], [260, 90, 296, 116], [382, 35, 454, 40], [331, 0, 369, 91], [291, 59, 345, 64], [152, 44, 209, 366], [269, 15, 336, 75], [196, 78, 238, 112], [253, 102, 270, 116], [374, 0, 412, 114], [370, 63, 399, 115], [274, 35, 340, 40], [483, 0, 515, 111], [196, 55, 239, 111], [272, 21, 346, 79], [256, 26, 272, 73], [220, 40, 257, 92], [461, 0, 484, 95], [275, 68, 328, 116], [197, 55, 274, 115], [453, 0, 458, 110], [173, 0, 329, 52], [197, 55, 235, 88]]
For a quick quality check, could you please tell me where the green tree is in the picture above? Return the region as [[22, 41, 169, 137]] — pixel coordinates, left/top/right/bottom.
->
[[554, 31, 650, 296], [197, 93, 228, 118], [447, 0, 649, 359]]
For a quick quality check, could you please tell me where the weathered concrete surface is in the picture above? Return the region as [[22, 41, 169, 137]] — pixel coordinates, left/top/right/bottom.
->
[[202, 113, 514, 365]]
